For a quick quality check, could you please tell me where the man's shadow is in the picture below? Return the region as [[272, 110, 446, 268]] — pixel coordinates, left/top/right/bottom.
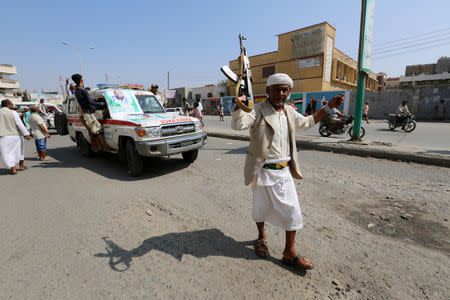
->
[[94, 228, 305, 276]]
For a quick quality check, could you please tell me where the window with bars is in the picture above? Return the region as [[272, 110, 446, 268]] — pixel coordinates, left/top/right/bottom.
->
[[262, 66, 275, 78]]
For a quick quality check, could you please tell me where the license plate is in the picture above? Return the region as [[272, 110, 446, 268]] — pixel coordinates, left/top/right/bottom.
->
[[180, 141, 193, 147]]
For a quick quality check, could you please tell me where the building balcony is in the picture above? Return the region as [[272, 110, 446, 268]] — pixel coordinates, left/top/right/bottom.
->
[[0, 78, 20, 89], [0, 64, 17, 75]]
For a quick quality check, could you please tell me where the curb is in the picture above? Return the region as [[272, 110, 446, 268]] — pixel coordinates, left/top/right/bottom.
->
[[205, 130, 450, 168]]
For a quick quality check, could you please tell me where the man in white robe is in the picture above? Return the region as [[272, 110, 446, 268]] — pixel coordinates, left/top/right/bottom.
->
[[0, 99, 31, 174], [232, 73, 343, 269]]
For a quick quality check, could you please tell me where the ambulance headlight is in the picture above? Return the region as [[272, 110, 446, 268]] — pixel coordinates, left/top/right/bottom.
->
[[146, 126, 160, 137], [194, 120, 201, 131]]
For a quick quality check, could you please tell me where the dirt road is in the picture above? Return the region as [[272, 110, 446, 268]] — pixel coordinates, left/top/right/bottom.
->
[[0, 136, 448, 299]]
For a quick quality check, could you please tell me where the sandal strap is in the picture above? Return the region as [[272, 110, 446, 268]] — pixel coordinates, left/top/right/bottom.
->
[[292, 253, 302, 264]]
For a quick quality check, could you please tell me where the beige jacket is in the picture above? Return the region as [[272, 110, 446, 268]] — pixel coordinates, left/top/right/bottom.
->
[[232, 100, 316, 185], [0, 107, 29, 137]]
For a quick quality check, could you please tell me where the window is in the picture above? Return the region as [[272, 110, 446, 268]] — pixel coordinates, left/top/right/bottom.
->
[[188, 92, 192, 99], [262, 66, 275, 78], [135, 95, 165, 113], [335, 62, 340, 79], [68, 98, 78, 114], [220, 92, 225, 97], [195, 94, 201, 99], [207, 92, 213, 98]]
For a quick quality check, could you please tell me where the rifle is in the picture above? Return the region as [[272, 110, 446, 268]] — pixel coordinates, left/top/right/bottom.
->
[[220, 34, 254, 112]]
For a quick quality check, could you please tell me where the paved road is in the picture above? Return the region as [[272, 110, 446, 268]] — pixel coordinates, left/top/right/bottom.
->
[[204, 116, 450, 149], [1, 135, 449, 299]]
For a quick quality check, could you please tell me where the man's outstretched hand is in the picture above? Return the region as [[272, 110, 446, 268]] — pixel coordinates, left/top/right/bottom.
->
[[327, 94, 344, 108]]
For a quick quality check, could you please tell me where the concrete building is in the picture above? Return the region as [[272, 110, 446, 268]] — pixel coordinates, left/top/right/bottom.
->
[[0, 64, 22, 102], [167, 84, 228, 108], [228, 22, 378, 95], [400, 57, 450, 89]]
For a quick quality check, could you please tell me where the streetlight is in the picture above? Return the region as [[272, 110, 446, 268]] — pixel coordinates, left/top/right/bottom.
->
[[61, 41, 95, 75]]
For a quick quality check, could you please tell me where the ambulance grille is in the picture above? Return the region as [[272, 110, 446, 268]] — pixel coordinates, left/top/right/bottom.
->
[[160, 123, 195, 137]]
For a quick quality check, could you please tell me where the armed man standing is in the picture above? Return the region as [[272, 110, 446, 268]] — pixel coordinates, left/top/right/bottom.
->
[[232, 73, 343, 269]]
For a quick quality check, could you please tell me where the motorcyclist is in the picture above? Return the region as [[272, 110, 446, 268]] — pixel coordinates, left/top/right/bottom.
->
[[396, 101, 410, 125], [322, 102, 346, 131]]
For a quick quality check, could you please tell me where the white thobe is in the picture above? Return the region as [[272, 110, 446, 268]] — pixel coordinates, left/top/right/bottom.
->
[[0, 111, 29, 168], [232, 106, 313, 231], [252, 110, 303, 230]]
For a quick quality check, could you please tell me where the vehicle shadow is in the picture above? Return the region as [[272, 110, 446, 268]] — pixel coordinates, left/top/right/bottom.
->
[[94, 228, 306, 276], [33, 146, 191, 181]]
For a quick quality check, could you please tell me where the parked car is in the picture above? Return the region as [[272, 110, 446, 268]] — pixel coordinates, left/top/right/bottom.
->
[[55, 88, 207, 176], [16, 102, 62, 129], [165, 107, 184, 116]]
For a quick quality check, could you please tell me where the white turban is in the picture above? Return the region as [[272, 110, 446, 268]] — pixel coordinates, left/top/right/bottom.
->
[[267, 73, 293, 88]]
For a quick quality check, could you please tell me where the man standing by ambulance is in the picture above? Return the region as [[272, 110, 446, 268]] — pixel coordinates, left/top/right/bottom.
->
[[232, 73, 343, 269]]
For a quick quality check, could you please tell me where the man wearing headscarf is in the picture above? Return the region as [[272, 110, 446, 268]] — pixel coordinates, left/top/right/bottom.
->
[[232, 73, 343, 269], [0, 99, 31, 174]]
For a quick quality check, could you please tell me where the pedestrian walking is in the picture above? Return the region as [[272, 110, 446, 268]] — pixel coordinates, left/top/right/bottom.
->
[[310, 96, 317, 113], [231, 73, 343, 270], [194, 102, 204, 128], [363, 101, 370, 123], [0, 99, 31, 175], [219, 104, 224, 121], [305, 103, 312, 116], [29, 106, 51, 160]]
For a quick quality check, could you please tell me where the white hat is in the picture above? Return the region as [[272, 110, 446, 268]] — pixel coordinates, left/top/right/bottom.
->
[[267, 73, 293, 88]]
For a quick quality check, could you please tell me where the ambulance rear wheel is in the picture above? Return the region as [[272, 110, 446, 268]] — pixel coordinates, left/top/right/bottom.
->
[[126, 140, 143, 176], [77, 133, 94, 157]]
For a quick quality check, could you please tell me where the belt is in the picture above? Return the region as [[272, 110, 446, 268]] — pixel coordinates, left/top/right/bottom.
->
[[262, 162, 288, 170]]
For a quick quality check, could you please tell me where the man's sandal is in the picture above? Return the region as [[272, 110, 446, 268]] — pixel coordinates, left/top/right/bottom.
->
[[254, 239, 270, 258], [282, 254, 314, 270]]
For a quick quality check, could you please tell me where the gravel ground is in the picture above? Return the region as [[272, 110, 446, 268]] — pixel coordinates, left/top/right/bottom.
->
[[0, 135, 449, 299]]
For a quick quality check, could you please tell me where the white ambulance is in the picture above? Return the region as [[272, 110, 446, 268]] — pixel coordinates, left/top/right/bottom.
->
[[56, 88, 206, 176]]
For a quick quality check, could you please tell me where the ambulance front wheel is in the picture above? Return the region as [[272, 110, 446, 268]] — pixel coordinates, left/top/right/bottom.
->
[[126, 139, 143, 177], [182, 149, 198, 164]]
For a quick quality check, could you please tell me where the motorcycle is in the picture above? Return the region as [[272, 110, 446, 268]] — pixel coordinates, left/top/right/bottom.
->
[[319, 115, 365, 138], [387, 113, 416, 132]]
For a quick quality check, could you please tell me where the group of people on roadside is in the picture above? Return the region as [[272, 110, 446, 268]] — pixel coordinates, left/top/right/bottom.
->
[[0, 99, 51, 175], [182, 98, 205, 127]]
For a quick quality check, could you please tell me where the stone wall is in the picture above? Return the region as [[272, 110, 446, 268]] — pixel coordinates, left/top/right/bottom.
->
[[347, 87, 450, 120]]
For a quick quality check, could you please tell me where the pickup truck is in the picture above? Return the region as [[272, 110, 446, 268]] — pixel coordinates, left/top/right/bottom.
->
[[55, 88, 207, 176]]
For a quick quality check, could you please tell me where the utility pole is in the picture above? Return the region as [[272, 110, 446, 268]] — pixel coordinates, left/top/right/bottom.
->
[[168, 71, 170, 89], [352, 0, 376, 141]]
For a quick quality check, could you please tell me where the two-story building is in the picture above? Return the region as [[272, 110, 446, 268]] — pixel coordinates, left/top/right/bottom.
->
[[0, 64, 22, 103], [228, 22, 378, 95]]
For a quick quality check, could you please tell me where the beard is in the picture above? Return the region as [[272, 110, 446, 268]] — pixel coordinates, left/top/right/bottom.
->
[[269, 97, 288, 110]]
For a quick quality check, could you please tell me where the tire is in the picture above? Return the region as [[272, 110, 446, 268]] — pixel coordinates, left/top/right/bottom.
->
[[348, 126, 365, 139], [388, 123, 396, 130], [182, 149, 198, 164], [126, 140, 143, 176], [403, 120, 416, 133], [55, 112, 68, 135], [319, 124, 331, 137], [77, 133, 94, 157]]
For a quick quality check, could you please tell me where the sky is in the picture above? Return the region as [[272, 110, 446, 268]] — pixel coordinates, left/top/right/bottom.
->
[[1, 0, 449, 93]]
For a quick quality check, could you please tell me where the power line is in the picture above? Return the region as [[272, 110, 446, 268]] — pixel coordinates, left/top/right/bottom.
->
[[341, 27, 450, 54], [346, 31, 450, 55], [371, 36, 450, 55], [372, 40, 450, 61]]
